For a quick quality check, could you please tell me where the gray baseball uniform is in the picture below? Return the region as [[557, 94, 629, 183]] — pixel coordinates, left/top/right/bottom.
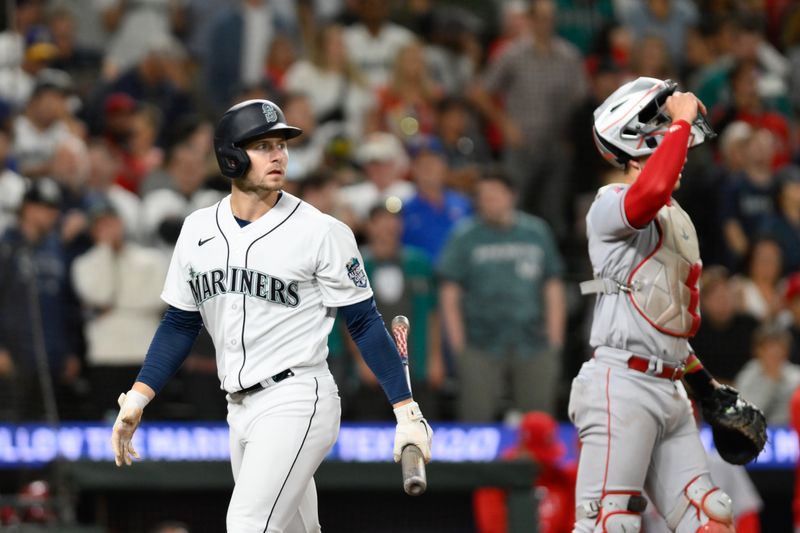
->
[[570, 184, 712, 533]]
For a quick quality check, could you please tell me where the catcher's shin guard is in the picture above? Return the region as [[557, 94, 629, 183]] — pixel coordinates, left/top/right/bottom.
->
[[666, 474, 733, 531], [576, 491, 647, 533]]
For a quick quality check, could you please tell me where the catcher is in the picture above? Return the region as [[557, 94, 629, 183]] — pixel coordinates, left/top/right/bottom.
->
[[570, 77, 767, 533]]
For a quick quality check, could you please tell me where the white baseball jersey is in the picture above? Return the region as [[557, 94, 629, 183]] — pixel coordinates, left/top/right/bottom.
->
[[161, 192, 373, 393], [585, 184, 693, 363]]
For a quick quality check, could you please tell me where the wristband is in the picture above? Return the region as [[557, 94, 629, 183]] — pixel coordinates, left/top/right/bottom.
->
[[125, 389, 151, 410]]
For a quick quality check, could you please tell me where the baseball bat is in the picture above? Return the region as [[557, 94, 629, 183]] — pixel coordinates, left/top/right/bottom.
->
[[391, 315, 428, 497]]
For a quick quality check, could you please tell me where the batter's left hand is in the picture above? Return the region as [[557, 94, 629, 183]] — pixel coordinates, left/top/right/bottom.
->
[[111, 391, 147, 466], [393, 401, 433, 463]]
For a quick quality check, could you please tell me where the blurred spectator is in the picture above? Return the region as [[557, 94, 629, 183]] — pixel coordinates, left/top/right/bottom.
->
[[72, 202, 166, 416], [419, 7, 483, 97], [471, 0, 588, 239], [584, 20, 633, 74], [690, 266, 759, 383], [783, 273, 800, 365], [349, 205, 443, 419], [140, 142, 221, 248], [0, 0, 47, 74], [205, 0, 297, 114], [377, 40, 442, 141], [298, 169, 352, 224], [281, 92, 339, 184], [84, 140, 142, 242], [473, 411, 577, 533], [105, 35, 193, 144], [732, 237, 785, 321], [284, 23, 375, 142], [721, 128, 777, 263], [711, 60, 791, 169], [262, 33, 296, 92], [620, 0, 698, 67], [486, 0, 531, 62], [434, 96, 491, 192], [759, 165, 800, 274], [568, 60, 625, 200], [401, 135, 472, 263], [47, 7, 101, 100], [553, 0, 615, 55], [115, 104, 165, 194], [0, 125, 26, 235], [438, 171, 565, 421], [338, 131, 414, 224], [735, 322, 800, 426], [343, 0, 415, 89], [630, 34, 676, 80], [0, 25, 61, 109], [12, 73, 77, 178], [100, 0, 186, 78], [0, 178, 82, 420]]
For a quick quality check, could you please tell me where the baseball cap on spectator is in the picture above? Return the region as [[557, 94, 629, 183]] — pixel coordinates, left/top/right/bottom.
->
[[406, 135, 445, 159], [24, 26, 58, 63], [22, 178, 61, 208], [104, 93, 137, 115], [785, 273, 800, 303], [31, 69, 73, 97], [516, 411, 566, 466], [86, 198, 118, 224], [356, 132, 406, 165]]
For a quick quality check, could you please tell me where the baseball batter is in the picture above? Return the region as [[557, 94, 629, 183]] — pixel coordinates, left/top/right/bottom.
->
[[110, 99, 433, 532], [570, 79, 736, 533]]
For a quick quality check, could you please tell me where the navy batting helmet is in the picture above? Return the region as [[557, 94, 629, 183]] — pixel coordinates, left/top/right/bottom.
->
[[214, 99, 303, 179]]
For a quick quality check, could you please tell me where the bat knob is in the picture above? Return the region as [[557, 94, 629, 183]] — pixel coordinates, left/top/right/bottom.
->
[[391, 315, 410, 333], [401, 444, 427, 496]]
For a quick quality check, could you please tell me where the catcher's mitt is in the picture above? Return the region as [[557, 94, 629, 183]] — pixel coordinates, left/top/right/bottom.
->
[[699, 385, 767, 465]]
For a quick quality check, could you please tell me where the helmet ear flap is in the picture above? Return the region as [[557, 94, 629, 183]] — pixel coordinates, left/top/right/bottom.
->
[[216, 144, 250, 179]]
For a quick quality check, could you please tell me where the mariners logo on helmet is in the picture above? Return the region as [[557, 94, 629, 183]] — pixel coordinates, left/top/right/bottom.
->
[[262, 103, 278, 123]]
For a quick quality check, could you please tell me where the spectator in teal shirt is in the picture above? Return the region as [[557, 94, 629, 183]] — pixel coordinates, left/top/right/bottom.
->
[[438, 170, 566, 421]]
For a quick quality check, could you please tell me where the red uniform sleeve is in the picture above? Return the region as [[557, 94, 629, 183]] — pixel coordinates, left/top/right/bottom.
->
[[623, 120, 691, 228]]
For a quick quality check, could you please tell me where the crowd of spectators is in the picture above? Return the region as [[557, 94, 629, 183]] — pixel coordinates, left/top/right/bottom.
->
[[1, 0, 800, 435]]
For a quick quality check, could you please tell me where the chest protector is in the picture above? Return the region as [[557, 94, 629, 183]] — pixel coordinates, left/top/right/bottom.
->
[[581, 197, 702, 338], [629, 200, 702, 337]]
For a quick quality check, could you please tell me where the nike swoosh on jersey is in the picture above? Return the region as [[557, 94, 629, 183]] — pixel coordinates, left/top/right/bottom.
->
[[198, 236, 216, 246]]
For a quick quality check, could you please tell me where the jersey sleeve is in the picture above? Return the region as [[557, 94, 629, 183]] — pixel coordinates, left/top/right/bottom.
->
[[160, 227, 198, 312], [315, 221, 373, 307], [586, 185, 640, 242]]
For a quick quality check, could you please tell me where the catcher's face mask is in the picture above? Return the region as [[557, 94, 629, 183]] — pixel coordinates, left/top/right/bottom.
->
[[593, 77, 717, 169]]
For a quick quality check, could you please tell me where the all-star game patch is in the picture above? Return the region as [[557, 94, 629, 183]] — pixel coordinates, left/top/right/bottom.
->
[[346, 257, 367, 288]]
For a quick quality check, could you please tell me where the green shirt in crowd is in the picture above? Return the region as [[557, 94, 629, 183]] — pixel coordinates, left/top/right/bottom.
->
[[437, 212, 563, 355]]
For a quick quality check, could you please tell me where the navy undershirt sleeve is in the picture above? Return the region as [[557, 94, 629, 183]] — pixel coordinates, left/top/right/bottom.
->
[[339, 297, 412, 404], [136, 305, 204, 394]]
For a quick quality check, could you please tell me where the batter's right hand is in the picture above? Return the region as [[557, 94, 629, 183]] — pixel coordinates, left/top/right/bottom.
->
[[393, 401, 433, 463], [111, 391, 148, 466], [665, 91, 707, 125]]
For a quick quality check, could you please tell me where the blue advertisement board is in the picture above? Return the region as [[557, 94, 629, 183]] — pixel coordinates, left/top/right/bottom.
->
[[0, 422, 795, 470]]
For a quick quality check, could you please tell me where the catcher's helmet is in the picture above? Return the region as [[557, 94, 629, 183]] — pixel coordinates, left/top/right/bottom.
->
[[214, 99, 303, 179], [592, 77, 716, 169]]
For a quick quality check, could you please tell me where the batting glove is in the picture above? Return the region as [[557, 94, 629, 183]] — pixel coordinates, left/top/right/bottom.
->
[[393, 401, 433, 463], [111, 390, 149, 466]]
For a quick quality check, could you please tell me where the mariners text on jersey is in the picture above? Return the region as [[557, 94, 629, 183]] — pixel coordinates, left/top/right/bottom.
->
[[188, 266, 300, 307]]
